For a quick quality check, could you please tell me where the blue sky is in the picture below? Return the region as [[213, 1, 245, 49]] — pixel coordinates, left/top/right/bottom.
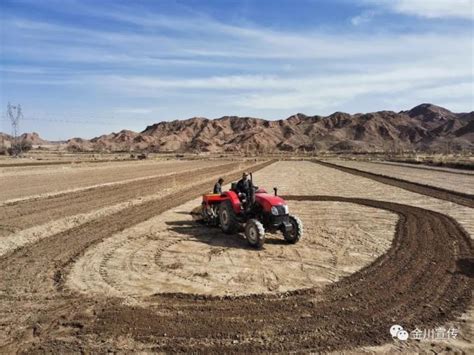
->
[[1, 0, 473, 140]]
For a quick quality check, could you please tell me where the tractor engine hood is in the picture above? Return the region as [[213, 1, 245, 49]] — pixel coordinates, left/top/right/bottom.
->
[[255, 192, 287, 212]]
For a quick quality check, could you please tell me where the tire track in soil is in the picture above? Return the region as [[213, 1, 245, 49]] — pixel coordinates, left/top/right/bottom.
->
[[313, 160, 474, 208], [2, 191, 471, 353]]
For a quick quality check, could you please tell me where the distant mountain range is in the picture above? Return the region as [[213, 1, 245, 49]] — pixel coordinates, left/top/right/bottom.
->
[[0, 132, 48, 147], [2, 104, 473, 153]]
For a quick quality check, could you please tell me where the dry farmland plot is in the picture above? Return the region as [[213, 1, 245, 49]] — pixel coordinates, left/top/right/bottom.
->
[[257, 161, 474, 235], [0, 160, 472, 353], [374, 160, 474, 175], [0, 160, 258, 256], [323, 159, 474, 195], [0, 159, 226, 202]]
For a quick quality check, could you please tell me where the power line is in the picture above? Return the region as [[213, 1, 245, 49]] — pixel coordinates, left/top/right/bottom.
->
[[0, 116, 122, 125]]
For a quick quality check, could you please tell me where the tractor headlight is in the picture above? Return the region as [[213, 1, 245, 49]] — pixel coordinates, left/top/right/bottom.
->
[[271, 205, 289, 215]]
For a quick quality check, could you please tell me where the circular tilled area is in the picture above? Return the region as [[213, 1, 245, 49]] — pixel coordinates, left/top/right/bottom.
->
[[81, 196, 472, 353], [67, 199, 397, 297]]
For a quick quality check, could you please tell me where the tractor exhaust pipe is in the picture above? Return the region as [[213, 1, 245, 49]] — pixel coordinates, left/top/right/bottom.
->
[[274, 187, 278, 196]]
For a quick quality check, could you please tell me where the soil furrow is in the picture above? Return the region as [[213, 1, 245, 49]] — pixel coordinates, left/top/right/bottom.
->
[[0, 162, 241, 234], [375, 160, 474, 176], [0, 160, 274, 352], [0, 191, 471, 353], [82, 197, 470, 353], [313, 160, 474, 208]]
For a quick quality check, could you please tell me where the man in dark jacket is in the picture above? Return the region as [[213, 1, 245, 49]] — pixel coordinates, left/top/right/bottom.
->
[[213, 178, 224, 194], [236, 172, 251, 195], [236, 172, 253, 211]]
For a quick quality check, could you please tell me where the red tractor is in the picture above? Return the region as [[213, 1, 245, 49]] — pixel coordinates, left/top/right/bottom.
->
[[200, 174, 303, 248]]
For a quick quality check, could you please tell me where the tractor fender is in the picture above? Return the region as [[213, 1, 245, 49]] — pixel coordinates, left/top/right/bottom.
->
[[222, 190, 242, 214]]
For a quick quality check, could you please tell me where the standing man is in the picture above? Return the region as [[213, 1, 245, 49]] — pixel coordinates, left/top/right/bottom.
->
[[213, 177, 224, 194]]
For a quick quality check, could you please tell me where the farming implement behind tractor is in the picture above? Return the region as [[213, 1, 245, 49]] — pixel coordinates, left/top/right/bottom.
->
[[198, 174, 303, 248]]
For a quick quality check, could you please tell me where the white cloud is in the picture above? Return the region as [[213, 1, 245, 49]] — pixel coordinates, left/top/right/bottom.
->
[[367, 0, 474, 19], [2, 1, 472, 123], [351, 11, 378, 26], [5, 17, 471, 67], [100, 64, 470, 92], [93, 63, 472, 113]]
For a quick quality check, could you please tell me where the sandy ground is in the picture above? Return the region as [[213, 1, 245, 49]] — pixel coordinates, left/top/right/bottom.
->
[[0, 183, 182, 257], [0, 159, 471, 353], [258, 161, 474, 353], [0, 161, 252, 256], [358, 307, 474, 354], [256, 161, 473, 237], [373, 160, 474, 175], [68, 199, 396, 297], [0, 159, 226, 202], [325, 159, 474, 194], [64, 160, 472, 352]]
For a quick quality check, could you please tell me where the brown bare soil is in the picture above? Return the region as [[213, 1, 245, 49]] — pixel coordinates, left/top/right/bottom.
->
[[0, 159, 134, 168], [250, 161, 474, 237], [326, 159, 474, 194], [375, 160, 474, 175], [67, 198, 397, 297], [0, 160, 471, 353], [0, 159, 225, 202], [315, 160, 474, 208], [0, 162, 241, 237]]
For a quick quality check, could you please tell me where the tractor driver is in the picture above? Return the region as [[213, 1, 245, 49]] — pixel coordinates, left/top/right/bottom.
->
[[236, 172, 252, 206]]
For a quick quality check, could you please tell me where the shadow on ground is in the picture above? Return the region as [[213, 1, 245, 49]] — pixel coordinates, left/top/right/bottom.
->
[[165, 216, 289, 250]]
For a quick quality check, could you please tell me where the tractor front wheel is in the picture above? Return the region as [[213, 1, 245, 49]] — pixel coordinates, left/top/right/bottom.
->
[[284, 215, 303, 244], [219, 200, 239, 234], [245, 219, 265, 249]]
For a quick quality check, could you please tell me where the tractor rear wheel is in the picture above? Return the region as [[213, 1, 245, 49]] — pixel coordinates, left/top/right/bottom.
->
[[245, 219, 265, 248], [284, 215, 303, 244], [219, 200, 239, 234]]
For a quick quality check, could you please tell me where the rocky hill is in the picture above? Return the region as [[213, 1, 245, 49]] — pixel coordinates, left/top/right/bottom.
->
[[0, 132, 48, 147], [68, 104, 473, 153], [2, 104, 472, 153]]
